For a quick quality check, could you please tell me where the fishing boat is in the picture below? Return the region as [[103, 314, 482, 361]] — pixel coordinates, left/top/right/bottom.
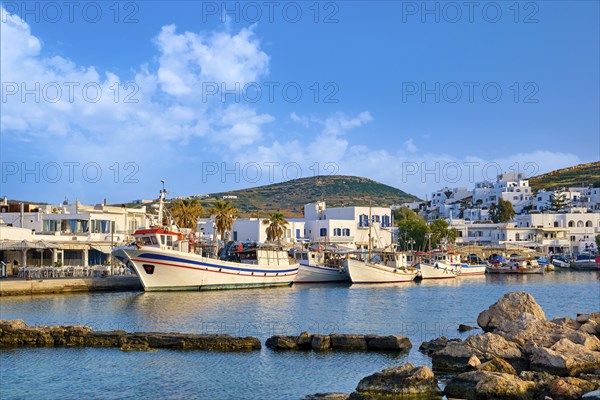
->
[[457, 253, 487, 276], [292, 247, 350, 283], [112, 185, 298, 291], [486, 255, 543, 275], [343, 207, 417, 283], [551, 255, 571, 269], [570, 253, 600, 271], [344, 251, 418, 283], [416, 250, 459, 279]]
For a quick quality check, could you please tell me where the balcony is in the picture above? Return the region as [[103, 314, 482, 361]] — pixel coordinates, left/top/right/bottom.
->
[[314, 236, 354, 243]]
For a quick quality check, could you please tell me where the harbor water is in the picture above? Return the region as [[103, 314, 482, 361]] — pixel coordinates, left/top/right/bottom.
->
[[1, 272, 599, 399]]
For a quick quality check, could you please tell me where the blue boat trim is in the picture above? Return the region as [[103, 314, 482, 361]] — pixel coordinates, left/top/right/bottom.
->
[[137, 252, 298, 274]]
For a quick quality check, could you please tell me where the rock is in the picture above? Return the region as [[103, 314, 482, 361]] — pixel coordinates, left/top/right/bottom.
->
[[445, 371, 535, 400], [304, 393, 349, 400], [580, 321, 600, 336], [467, 354, 481, 369], [530, 338, 600, 376], [578, 314, 592, 324], [547, 377, 596, 400], [477, 291, 546, 332], [311, 335, 331, 352], [330, 334, 368, 351], [419, 336, 461, 355], [350, 363, 441, 399], [583, 389, 600, 399], [297, 331, 312, 350], [431, 333, 523, 373], [552, 317, 582, 331], [579, 373, 600, 387], [496, 313, 600, 352], [365, 335, 412, 352], [0, 319, 261, 351], [459, 324, 476, 332], [478, 357, 517, 375], [265, 335, 298, 350]]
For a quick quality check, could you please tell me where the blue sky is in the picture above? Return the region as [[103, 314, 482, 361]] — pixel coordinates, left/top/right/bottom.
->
[[1, 1, 598, 204]]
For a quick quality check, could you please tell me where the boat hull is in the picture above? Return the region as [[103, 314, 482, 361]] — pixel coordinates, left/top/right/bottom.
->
[[485, 265, 543, 274], [344, 258, 417, 283], [294, 263, 350, 283], [418, 262, 458, 279], [458, 264, 487, 276], [113, 247, 298, 291]]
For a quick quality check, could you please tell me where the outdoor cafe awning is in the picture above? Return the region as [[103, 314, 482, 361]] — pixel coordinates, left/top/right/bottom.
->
[[0, 240, 62, 251]]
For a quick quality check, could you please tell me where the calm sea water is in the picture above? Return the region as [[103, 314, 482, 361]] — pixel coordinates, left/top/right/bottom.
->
[[1, 272, 599, 399]]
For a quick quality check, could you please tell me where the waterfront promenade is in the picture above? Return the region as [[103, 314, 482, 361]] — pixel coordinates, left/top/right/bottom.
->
[[0, 276, 142, 296]]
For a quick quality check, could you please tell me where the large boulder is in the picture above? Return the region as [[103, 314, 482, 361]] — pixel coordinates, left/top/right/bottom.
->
[[311, 335, 331, 352], [349, 363, 441, 399], [365, 335, 411, 352], [547, 377, 597, 400], [477, 357, 517, 375], [497, 313, 600, 352], [530, 338, 600, 376], [419, 336, 461, 355], [330, 334, 368, 351], [444, 371, 535, 400], [265, 335, 298, 350], [477, 292, 546, 332], [431, 333, 523, 373]]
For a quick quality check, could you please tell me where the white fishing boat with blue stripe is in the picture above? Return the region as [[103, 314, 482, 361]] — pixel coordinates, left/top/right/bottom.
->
[[112, 186, 298, 291]]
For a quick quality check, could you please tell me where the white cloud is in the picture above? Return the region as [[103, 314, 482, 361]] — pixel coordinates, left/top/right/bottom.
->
[[0, 8, 271, 149], [404, 138, 417, 153]]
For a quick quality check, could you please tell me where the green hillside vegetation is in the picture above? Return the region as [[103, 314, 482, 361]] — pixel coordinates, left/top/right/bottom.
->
[[198, 175, 420, 217], [529, 161, 600, 191]]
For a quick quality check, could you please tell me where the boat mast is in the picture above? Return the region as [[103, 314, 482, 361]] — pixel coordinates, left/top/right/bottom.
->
[[368, 202, 372, 261], [158, 180, 167, 226]]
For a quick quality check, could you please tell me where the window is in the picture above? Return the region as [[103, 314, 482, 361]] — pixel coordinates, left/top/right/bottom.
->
[[568, 221, 574, 227], [586, 221, 593, 227], [166, 235, 173, 246], [458, 231, 463, 237], [554, 222, 559, 227], [319, 228, 327, 237], [577, 221, 584, 227], [333, 228, 341, 236], [233, 231, 238, 241], [150, 236, 159, 245], [296, 229, 301, 238], [516, 233, 520, 241], [343, 228, 350, 236]]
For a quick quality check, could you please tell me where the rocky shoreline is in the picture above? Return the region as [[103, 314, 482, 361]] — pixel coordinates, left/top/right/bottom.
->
[[0, 320, 261, 351], [305, 291, 600, 400], [266, 333, 412, 352]]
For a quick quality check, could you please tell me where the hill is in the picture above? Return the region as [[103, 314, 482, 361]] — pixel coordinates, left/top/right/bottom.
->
[[198, 175, 420, 217], [529, 161, 600, 192]]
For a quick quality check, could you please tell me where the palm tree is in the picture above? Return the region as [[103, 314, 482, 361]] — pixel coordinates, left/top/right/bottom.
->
[[210, 200, 238, 242], [263, 212, 289, 243], [168, 199, 203, 229]]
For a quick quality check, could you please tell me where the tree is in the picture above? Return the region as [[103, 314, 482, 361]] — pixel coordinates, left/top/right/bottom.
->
[[547, 193, 569, 212], [263, 212, 289, 243], [429, 219, 457, 248], [489, 199, 516, 223], [396, 209, 428, 251], [595, 234, 600, 252], [210, 200, 238, 242], [168, 199, 203, 229]]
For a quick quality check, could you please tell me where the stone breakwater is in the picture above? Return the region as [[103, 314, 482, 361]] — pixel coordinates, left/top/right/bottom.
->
[[0, 320, 261, 351], [266, 333, 412, 352], [305, 291, 600, 400]]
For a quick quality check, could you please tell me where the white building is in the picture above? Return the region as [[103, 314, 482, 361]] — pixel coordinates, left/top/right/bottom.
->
[[472, 172, 533, 214], [197, 201, 394, 250], [0, 200, 150, 272]]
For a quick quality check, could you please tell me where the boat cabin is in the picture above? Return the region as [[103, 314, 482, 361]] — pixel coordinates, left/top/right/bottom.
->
[[133, 228, 189, 252]]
